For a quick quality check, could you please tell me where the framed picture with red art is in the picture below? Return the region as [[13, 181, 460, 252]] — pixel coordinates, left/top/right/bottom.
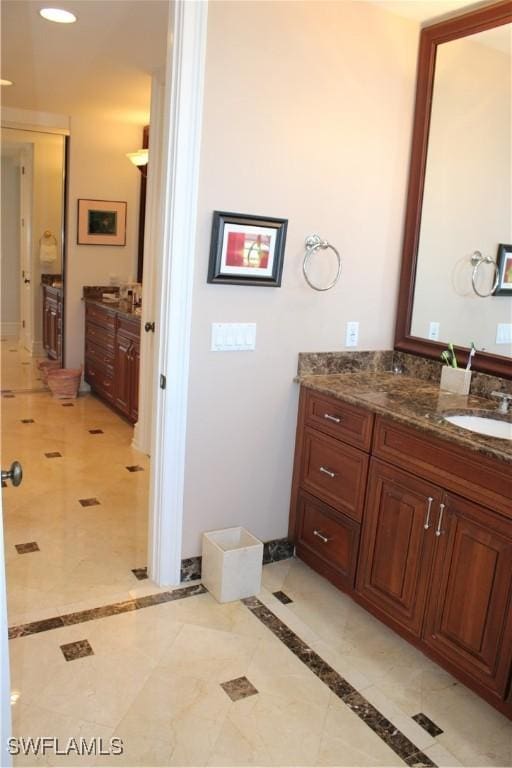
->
[[207, 211, 288, 286], [494, 243, 512, 296]]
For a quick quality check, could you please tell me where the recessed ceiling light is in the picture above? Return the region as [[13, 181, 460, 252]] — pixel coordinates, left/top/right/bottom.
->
[[0, 79, 14, 86], [39, 7, 77, 23]]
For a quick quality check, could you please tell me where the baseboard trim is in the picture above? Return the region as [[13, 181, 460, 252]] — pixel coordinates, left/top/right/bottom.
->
[[31, 341, 45, 356], [180, 537, 295, 583], [0, 322, 20, 339]]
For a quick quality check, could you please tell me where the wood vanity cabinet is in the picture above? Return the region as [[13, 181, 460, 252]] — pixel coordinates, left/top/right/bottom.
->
[[84, 302, 140, 423], [357, 457, 512, 699], [290, 386, 512, 712], [289, 389, 373, 592], [42, 285, 62, 361]]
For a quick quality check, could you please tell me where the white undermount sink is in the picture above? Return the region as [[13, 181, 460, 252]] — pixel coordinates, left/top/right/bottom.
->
[[443, 414, 512, 441]]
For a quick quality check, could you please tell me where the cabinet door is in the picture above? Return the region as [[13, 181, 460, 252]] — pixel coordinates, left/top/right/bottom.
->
[[129, 340, 140, 423], [356, 459, 440, 637], [43, 298, 50, 351], [424, 493, 512, 697], [48, 301, 59, 359], [113, 334, 132, 416]]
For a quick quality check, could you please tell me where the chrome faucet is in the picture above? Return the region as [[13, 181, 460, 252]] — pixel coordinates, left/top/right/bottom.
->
[[490, 391, 512, 414]]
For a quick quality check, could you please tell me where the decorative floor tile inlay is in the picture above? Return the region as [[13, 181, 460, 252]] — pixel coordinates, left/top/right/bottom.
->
[[126, 465, 144, 472], [89, 429, 104, 434], [413, 713, 444, 738], [60, 639, 94, 661], [15, 542, 40, 555], [273, 590, 293, 604], [79, 498, 100, 507], [45, 451, 62, 458], [9, 584, 207, 639], [221, 676, 258, 702], [181, 556, 202, 582], [131, 567, 148, 580], [262, 537, 294, 565], [61, 402, 74, 407], [21, 419, 35, 424], [242, 597, 437, 768], [3, 394, 15, 399]]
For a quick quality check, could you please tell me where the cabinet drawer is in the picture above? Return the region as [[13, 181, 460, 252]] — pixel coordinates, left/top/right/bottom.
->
[[86, 324, 114, 353], [116, 315, 140, 340], [85, 340, 114, 372], [297, 491, 360, 590], [85, 362, 114, 403], [301, 427, 369, 521], [373, 417, 512, 519], [86, 303, 116, 330], [305, 389, 373, 451]]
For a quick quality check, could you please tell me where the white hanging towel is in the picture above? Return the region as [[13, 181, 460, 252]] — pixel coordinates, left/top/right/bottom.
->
[[39, 231, 58, 264]]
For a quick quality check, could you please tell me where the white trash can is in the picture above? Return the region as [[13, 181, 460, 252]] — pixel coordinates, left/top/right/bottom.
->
[[202, 526, 263, 603]]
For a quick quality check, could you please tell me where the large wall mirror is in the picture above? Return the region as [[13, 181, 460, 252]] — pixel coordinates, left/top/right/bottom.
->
[[1, 125, 67, 386], [395, 1, 512, 379]]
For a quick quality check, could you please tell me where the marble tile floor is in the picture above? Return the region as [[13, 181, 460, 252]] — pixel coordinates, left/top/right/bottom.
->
[[1, 339, 47, 393], [7, 559, 512, 767], [4, 388, 512, 767], [2, 389, 151, 627]]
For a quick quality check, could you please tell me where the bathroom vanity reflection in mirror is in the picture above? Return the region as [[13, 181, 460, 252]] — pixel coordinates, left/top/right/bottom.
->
[[1, 126, 67, 382], [395, 1, 512, 378]]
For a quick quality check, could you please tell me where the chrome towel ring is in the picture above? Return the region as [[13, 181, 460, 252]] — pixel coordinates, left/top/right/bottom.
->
[[471, 251, 499, 297], [303, 234, 341, 291]]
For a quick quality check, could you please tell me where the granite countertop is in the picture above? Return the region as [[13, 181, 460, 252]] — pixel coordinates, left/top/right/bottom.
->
[[85, 298, 141, 322], [298, 372, 512, 464]]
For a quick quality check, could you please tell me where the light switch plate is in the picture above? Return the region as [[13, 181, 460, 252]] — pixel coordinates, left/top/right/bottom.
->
[[211, 323, 256, 351], [496, 323, 512, 345]]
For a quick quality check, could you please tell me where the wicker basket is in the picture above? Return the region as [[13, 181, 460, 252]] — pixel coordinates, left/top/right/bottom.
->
[[47, 367, 82, 399], [37, 360, 62, 385]]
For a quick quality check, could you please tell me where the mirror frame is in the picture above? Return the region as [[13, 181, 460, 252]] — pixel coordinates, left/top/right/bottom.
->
[[394, 0, 512, 380]]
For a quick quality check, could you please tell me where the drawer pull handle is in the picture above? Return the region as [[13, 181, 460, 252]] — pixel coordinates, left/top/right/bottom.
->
[[424, 496, 433, 530], [313, 529, 330, 543], [435, 503, 446, 537], [319, 466, 336, 478], [324, 413, 341, 424]]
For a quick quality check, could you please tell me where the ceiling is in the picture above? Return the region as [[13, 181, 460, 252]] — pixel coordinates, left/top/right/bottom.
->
[[371, 0, 491, 22], [0, 0, 500, 124], [1, 0, 170, 123]]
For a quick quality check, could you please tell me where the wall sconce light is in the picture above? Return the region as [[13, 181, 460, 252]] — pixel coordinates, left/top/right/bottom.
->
[[126, 149, 149, 175]]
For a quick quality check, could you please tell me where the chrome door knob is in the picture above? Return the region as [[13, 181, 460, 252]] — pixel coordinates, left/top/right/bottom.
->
[[1, 461, 23, 487]]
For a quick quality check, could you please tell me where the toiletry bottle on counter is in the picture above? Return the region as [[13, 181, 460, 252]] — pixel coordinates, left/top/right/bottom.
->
[[127, 290, 134, 310]]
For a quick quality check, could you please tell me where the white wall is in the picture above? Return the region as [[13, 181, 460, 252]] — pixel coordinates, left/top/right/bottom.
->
[[181, 0, 419, 558], [65, 116, 143, 368], [1, 154, 20, 337], [411, 32, 512, 356]]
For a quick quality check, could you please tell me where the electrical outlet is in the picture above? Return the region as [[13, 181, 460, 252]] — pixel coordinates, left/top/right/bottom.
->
[[428, 321, 440, 341], [345, 321, 359, 347]]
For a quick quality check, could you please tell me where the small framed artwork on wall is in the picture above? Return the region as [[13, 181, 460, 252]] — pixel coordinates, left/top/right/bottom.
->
[[494, 243, 512, 295], [207, 211, 288, 287], [77, 199, 127, 246]]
